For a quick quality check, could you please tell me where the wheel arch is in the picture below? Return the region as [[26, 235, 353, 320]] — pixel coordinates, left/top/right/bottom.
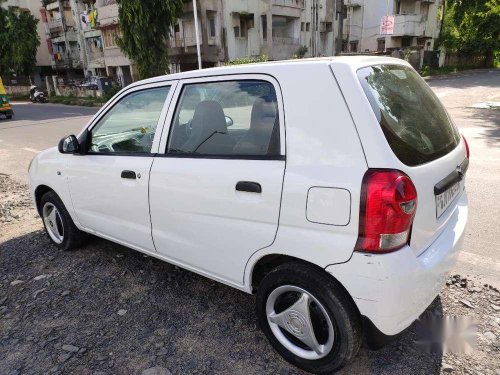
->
[[34, 184, 56, 216], [248, 253, 357, 307]]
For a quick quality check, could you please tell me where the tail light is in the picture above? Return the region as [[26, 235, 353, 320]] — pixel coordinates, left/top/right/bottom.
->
[[355, 169, 417, 253], [462, 134, 469, 159]]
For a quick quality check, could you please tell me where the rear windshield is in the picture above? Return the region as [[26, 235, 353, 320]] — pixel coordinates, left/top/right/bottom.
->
[[357, 64, 460, 166]]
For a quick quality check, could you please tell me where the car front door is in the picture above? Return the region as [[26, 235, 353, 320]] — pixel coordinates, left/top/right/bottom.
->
[[149, 76, 286, 286], [66, 81, 176, 251]]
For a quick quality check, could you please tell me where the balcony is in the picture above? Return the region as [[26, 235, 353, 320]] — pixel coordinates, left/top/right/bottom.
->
[[343, 23, 362, 42], [345, 0, 362, 7], [272, 0, 305, 8], [392, 14, 426, 37], [271, 36, 299, 45], [96, 2, 119, 28], [48, 18, 63, 31], [261, 36, 300, 60], [53, 51, 82, 69], [87, 50, 106, 69]]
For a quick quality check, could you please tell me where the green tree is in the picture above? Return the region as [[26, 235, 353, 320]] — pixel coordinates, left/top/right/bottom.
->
[[438, 0, 500, 66], [116, 0, 183, 79], [0, 2, 40, 77]]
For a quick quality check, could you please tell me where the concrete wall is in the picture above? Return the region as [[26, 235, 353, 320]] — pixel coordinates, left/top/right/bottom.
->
[[4, 85, 32, 96]]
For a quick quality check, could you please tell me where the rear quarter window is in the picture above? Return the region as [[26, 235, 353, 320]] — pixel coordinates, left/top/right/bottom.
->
[[357, 64, 460, 166]]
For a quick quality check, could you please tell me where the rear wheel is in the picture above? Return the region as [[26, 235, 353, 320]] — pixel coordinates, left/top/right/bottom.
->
[[6, 114, 12, 119], [40, 191, 87, 250], [256, 262, 362, 374]]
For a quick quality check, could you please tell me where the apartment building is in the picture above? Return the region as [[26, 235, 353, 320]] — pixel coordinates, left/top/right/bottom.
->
[[1, 0, 52, 85], [343, 0, 443, 53], [25, 0, 343, 84], [39, 0, 105, 78], [169, 0, 341, 72], [95, 0, 136, 86]]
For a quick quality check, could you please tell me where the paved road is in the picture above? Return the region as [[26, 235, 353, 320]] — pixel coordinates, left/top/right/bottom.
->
[[0, 102, 98, 182], [428, 70, 500, 286], [0, 71, 499, 286]]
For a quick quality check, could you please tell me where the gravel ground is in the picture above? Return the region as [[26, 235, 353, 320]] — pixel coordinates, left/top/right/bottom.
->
[[0, 174, 499, 375]]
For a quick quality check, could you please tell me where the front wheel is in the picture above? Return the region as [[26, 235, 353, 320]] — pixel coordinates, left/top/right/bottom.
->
[[40, 191, 87, 250], [256, 262, 362, 374]]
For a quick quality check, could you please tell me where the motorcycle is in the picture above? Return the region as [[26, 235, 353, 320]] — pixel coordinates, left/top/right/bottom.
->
[[30, 86, 47, 103]]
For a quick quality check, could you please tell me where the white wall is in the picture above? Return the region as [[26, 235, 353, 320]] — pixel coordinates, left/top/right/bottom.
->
[[2, 0, 52, 67]]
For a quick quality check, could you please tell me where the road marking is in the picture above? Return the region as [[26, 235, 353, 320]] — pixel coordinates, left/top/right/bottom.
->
[[63, 112, 84, 115], [22, 147, 39, 153]]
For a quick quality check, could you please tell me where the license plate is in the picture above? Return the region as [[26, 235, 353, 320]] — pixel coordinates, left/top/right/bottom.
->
[[435, 181, 461, 218]]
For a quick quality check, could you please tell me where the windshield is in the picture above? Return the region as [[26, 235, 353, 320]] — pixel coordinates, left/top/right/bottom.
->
[[357, 64, 460, 166]]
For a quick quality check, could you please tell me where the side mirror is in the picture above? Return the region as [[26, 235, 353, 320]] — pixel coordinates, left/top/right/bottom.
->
[[225, 115, 234, 127], [58, 135, 80, 154]]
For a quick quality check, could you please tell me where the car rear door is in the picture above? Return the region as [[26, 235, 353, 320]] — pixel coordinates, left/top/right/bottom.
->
[[66, 81, 177, 251], [335, 62, 468, 256], [149, 75, 286, 286]]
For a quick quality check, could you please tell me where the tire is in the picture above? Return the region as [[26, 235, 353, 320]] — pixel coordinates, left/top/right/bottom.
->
[[40, 191, 87, 251], [256, 262, 362, 374], [6, 115, 12, 119]]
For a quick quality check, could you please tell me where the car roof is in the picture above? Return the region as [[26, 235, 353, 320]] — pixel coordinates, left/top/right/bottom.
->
[[129, 56, 410, 88]]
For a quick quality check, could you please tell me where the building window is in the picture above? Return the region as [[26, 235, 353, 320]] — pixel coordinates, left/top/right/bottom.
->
[[234, 26, 240, 38], [325, 22, 333, 32], [306, 22, 310, 32], [174, 23, 180, 33], [237, 15, 253, 39], [301, 22, 305, 31], [395, 0, 401, 14], [377, 38, 385, 52], [402, 36, 412, 47], [342, 40, 348, 52], [349, 41, 358, 52], [261, 15, 267, 40], [207, 11, 216, 39], [240, 21, 247, 38]]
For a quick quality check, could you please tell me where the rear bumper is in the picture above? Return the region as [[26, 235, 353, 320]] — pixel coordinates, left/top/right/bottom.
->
[[326, 191, 468, 336]]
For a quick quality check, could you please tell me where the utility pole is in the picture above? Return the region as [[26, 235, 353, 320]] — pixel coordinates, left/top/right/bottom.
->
[[193, 0, 202, 69]]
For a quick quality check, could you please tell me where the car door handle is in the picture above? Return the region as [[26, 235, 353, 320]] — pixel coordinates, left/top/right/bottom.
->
[[121, 170, 136, 179], [236, 181, 262, 193]]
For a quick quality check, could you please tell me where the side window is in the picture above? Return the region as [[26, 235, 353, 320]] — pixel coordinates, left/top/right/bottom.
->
[[167, 80, 280, 157], [90, 86, 170, 154]]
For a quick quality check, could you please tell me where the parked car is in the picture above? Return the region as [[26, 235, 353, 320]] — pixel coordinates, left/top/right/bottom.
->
[[28, 57, 469, 374]]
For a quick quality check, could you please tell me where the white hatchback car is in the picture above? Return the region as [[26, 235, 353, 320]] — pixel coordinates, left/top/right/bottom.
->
[[29, 57, 469, 373]]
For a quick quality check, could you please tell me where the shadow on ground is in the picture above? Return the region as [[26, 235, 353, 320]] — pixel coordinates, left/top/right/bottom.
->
[[0, 230, 443, 374], [471, 109, 500, 146]]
